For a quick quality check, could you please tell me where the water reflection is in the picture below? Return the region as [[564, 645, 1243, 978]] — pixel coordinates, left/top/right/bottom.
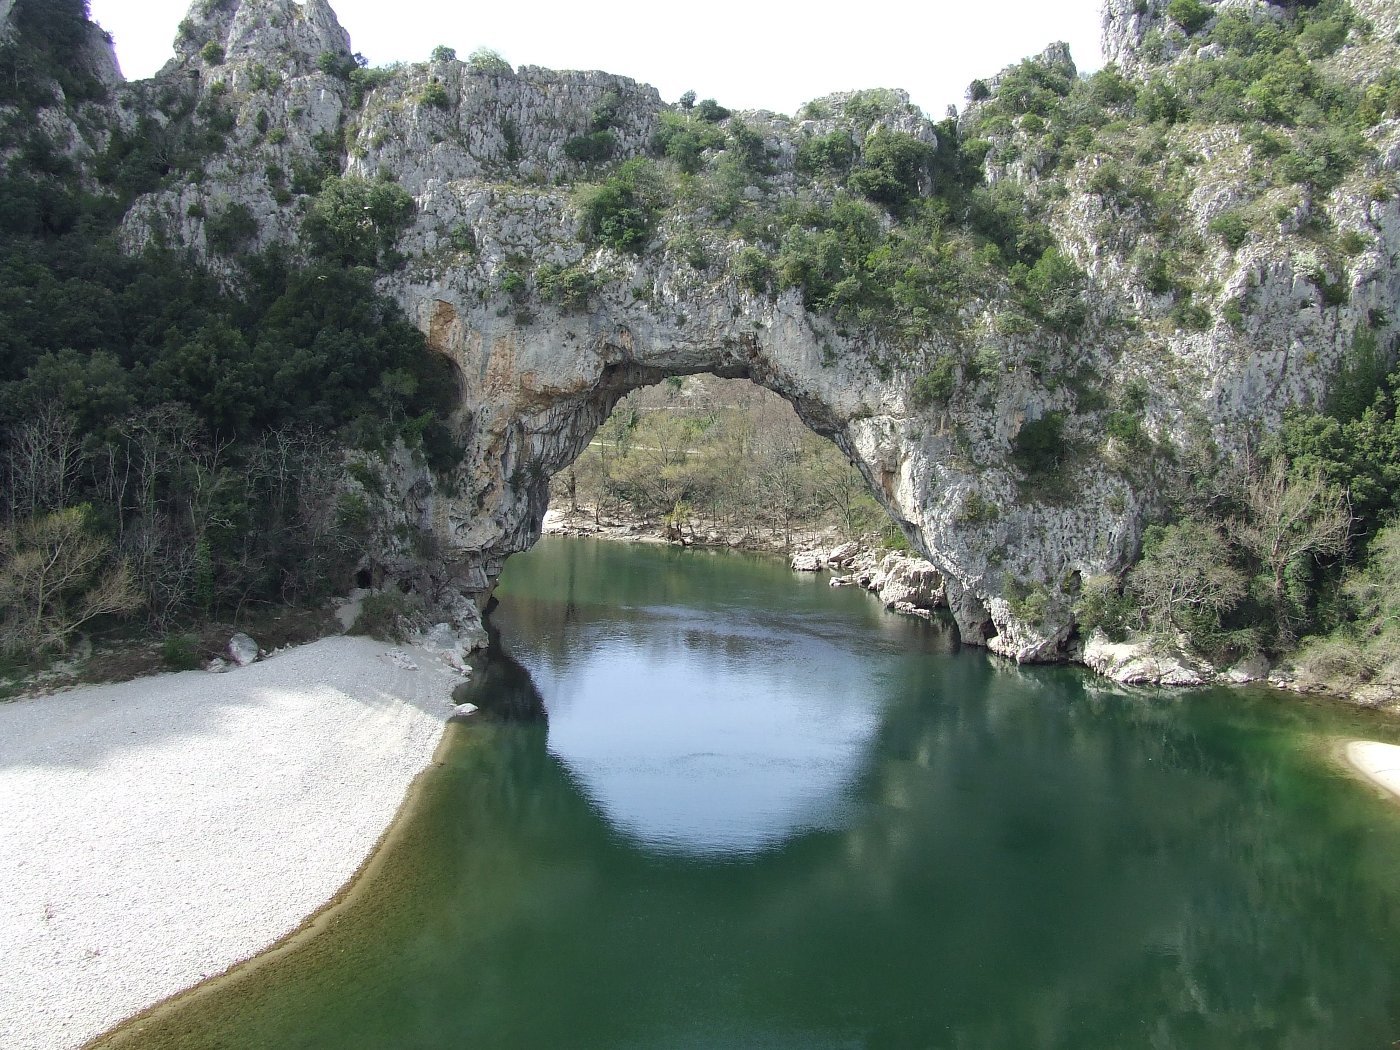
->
[[493, 545, 952, 857], [91, 538, 1400, 1050]]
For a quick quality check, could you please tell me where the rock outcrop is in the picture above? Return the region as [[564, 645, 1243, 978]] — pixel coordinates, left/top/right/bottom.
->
[[1081, 631, 1214, 687], [31, 0, 1400, 663], [868, 554, 946, 617]]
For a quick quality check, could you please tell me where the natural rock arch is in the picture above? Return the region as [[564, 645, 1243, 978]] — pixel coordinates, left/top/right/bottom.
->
[[380, 288, 1138, 663], [97, 0, 1400, 663]]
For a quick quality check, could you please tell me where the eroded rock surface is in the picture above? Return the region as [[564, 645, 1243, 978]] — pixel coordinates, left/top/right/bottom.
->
[[35, 0, 1400, 662]]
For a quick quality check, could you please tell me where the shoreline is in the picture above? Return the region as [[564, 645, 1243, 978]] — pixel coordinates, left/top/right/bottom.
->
[[83, 717, 468, 1050], [545, 513, 1400, 709], [0, 635, 463, 1050], [1341, 740, 1400, 805]]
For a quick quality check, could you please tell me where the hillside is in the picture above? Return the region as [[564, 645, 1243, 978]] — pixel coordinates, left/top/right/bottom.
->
[[1, 0, 1398, 691]]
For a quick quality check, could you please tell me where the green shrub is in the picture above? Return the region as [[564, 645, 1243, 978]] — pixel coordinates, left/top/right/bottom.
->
[[564, 130, 616, 163], [1172, 294, 1213, 331], [727, 245, 771, 293], [466, 47, 511, 74], [498, 268, 526, 300], [1011, 246, 1087, 333], [349, 592, 411, 642], [849, 130, 934, 213], [958, 490, 1000, 525], [911, 356, 957, 407], [797, 130, 857, 176], [161, 634, 202, 670], [1074, 574, 1134, 640], [695, 98, 730, 122], [430, 45, 457, 63], [199, 41, 225, 65], [317, 50, 361, 80], [535, 261, 605, 310], [1167, 0, 1212, 34], [348, 65, 394, 108], [205, 202, 257, 254], [650, 112, 725, 174], [726, 117, 772, 175], [1208, 209, 1251, 250], [1338, 229, 1369, 255], [1105, 408, 1148, 451], [576, 159, 667, 253], [590, 90, 622, 132], [1004, 578, 1057, 625], [419, 80, 450, 110], [1012, 412, 1067, 475]]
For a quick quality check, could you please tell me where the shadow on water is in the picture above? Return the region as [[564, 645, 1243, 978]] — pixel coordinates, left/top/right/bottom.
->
[[89, 539, 1400, 1050], [450, 598, 548, 725]]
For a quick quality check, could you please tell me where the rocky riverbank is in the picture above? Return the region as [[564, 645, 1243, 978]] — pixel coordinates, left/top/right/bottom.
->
[[546, 509, 1398, 708]]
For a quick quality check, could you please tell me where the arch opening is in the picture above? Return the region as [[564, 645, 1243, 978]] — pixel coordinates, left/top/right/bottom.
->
[[542, 374, 897, 555]]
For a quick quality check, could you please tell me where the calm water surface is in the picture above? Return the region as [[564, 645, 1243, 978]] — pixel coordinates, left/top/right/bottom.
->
[[99, 538, 1400, 1050]]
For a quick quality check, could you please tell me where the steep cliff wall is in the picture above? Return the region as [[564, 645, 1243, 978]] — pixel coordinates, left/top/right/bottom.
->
[[67, 0, 1400, 659]]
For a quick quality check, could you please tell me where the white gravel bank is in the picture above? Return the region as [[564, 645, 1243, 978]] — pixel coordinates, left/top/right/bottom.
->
[[0, 635, 461, 1050]]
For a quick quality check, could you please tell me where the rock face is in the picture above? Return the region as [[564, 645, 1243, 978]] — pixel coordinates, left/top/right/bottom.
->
[[47, 0, 1400, 662]]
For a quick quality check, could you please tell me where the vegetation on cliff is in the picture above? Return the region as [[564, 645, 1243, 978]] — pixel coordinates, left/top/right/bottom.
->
[[1, 0, 1399, 697], [0, 0, 457, 661]]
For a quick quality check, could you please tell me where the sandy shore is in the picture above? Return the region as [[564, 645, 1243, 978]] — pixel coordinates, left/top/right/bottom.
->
[[1344, 740, 1400, 803], [0, 636, 462, 1050]]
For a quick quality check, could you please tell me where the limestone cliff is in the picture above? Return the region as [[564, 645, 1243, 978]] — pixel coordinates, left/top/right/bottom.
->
[[38, 0, 1400, 660]]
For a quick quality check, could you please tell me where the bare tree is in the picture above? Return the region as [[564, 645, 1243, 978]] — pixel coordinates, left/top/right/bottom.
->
[[111, 406, 230, 628], [1231, 460, 1351, 644], [0, 508, 142, 656], [1128, 521, 1247, 642], [2, 407, 87, 524]]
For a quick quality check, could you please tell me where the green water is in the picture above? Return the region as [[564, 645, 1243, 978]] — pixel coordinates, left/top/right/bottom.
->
[[99, 538, 1400, 1050]]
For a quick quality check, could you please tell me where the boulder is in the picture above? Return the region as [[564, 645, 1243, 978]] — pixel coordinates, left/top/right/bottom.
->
[[382, 648, 419, 671], [825, 542, 860, 568], [871, 553, 945, 611], [451, 703, 479, 718], [791, 551, 824, 572], [205, 657, 230, 674], [1225, 654, 1271, 684], [1082, 630, 1214, 687], [226, 633, 259, 667]]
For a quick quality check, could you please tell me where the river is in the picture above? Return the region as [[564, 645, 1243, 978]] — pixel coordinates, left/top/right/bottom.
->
[[94, 537, 1400, 1049]]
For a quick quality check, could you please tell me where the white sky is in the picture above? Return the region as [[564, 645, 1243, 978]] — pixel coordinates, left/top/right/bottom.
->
[[87, 0, 1106, 118]]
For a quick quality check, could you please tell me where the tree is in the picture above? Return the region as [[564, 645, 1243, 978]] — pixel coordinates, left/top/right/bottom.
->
[[430, 45, 457, 63], [1231, 460, 1351, 643], [2, 406, 85, 523], [1128, 520, 1246, 647], [0, 506, 141, 656], [466, 47, 511, 75], [303, 175, 416, 268]]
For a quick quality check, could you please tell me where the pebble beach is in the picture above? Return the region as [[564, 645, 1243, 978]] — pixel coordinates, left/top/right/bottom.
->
[[0, 635, 459, 1050]]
